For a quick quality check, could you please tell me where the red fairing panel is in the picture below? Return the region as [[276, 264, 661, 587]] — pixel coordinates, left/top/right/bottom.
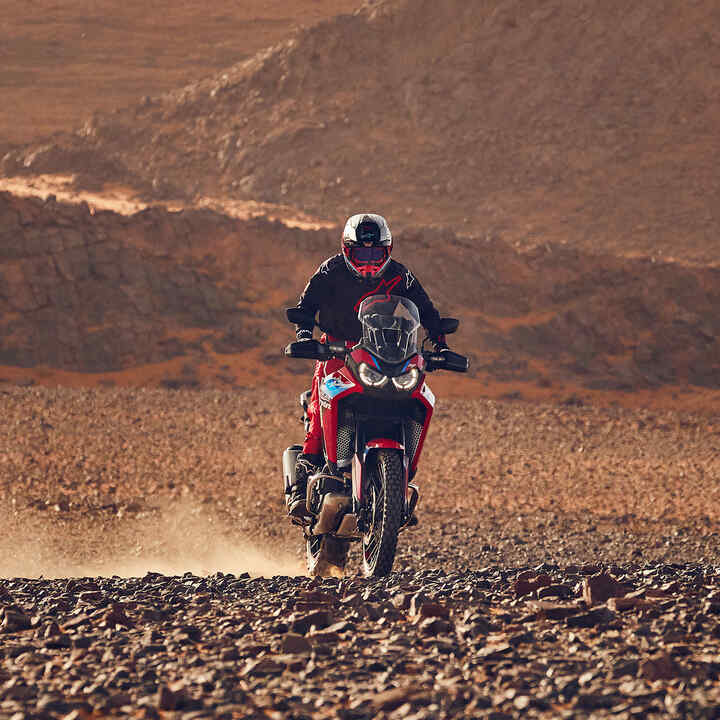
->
[[349, 347, 377, 367], [318, 367, 362, 463], [365, 439, 404, 450], [410, 379, 435, 473]]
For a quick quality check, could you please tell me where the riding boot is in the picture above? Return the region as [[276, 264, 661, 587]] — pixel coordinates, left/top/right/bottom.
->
[[287, 453, 322, 517]]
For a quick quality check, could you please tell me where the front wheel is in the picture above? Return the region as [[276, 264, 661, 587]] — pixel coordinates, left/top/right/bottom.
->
[[362, 450, 404, 577]]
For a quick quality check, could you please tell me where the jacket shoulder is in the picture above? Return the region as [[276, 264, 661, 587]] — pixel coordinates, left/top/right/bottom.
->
[[315, 253, 345, 277], [385, 259, 416, 291]]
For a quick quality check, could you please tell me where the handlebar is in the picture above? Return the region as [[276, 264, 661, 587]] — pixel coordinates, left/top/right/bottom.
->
[[284, 340, 346, 361], [284, 341, 469, 373]]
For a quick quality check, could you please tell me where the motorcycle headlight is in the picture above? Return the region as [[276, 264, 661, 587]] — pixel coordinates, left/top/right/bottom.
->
[[358, 362, 388, 388], [392, 366, 420, 391]]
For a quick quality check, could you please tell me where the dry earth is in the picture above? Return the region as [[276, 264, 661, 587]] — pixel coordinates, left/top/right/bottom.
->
[[0, 0, 360, 147], [1, 385, 720, 718]]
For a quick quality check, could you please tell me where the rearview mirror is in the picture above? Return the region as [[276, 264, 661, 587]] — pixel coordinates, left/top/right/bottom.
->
[[440, 317, 459, 335], [286, 307, 316, 327]]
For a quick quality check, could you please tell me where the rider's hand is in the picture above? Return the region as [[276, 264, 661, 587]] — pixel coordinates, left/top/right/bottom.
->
[[296, 329, 313, 342]]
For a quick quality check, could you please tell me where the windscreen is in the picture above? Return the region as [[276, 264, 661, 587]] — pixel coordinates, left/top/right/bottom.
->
[[357, 294, 420, 363]]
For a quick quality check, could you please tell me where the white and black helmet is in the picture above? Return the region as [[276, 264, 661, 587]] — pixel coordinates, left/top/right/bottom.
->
[[341, 213, 392, 279]]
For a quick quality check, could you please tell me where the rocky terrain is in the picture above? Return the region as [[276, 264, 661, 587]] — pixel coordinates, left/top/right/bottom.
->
[[3, 564, 720, 720], [4, 0, 720, 264], [2, 190, 720, 403], [1, 385, 720, 718], [2, 0, 720, 717]]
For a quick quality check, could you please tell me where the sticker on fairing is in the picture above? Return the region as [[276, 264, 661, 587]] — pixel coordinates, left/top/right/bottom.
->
[[321, 375, 355, 400], [420, 382, 435, 407]]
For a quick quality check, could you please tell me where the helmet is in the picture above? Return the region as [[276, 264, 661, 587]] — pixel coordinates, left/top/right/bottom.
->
[[341, 213, 392, 279]]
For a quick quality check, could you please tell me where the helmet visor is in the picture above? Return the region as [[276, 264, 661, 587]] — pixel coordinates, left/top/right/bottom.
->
[[350, 246, 387, 265]]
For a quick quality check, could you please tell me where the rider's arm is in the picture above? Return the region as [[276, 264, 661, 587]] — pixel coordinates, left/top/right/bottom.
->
[[294, 263, 327, 340], [403, 267, 445, 347]]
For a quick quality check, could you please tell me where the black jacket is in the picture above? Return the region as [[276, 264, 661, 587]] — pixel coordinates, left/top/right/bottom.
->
[[295, 254, 443, 343]]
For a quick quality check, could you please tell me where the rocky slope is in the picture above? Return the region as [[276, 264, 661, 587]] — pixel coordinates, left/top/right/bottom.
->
[[2, 191, 720, 398], [4, 0, 720, 263]]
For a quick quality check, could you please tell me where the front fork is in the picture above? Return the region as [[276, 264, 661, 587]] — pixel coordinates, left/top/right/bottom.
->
[[352, 444, 418, 533]]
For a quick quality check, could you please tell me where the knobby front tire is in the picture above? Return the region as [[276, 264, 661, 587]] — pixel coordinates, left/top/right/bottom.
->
[[362, 449, 404, 577]]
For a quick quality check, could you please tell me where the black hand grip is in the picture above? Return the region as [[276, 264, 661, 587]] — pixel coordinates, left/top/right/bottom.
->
[[439, 317, 459, 335], [424, 350, 469, 373], [284, 340, 330, 360], [284, 341, 348, 361]]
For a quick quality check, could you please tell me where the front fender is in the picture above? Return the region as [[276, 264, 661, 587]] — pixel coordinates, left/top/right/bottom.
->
[[353, 440, 407, 504]]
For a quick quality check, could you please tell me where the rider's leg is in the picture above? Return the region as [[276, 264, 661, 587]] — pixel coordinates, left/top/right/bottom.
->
[[288, 357, 343, 517], [288, 360, 325, 517]]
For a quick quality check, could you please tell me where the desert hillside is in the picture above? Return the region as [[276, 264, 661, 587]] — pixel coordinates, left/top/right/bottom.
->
[[3, 0, 720, 264], [2, 190, 720, 407]]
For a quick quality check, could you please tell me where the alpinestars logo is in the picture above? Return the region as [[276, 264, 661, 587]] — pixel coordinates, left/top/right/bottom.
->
[[354, 275, 403, 312]]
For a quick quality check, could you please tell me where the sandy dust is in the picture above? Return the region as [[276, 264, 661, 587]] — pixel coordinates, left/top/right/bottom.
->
[[0, 499, 304, 579]]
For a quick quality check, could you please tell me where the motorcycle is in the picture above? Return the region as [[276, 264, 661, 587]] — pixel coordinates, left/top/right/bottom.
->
[[282, 294, 468, 577]]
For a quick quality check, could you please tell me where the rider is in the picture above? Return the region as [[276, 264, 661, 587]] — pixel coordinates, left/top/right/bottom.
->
[[287, 213, 450, 517]]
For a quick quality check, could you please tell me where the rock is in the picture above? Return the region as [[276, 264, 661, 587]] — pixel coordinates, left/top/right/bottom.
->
[[477, 643, 513, 660], [537, 583, 573, 599], [513, 571, 553, 597], [527, 601, 582, 621], [575, 692, 620, 710], [639, 653, 682, 681], [608, 596, 654, 611], [290, 610, 335, 635], [412, 602, 450, 619], [156, 682, 189, 711], [566, 607, 615, 628], [582, 572, 631, 605], [367, 686, 431, 712], [417, 617, 453, 636], [102, 603, 133, 628], [1, 610, 31, 633], [241, 657, 285, 677], [280, 633, 312, 654]]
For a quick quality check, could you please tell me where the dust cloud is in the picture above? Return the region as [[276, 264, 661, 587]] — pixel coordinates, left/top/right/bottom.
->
[[0, 499, 303, 579]]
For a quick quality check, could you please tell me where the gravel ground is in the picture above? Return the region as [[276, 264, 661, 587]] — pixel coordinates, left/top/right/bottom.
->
[[1, 385, 720, 717]]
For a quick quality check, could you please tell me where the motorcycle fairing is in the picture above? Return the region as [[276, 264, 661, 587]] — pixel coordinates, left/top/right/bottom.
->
[[351, 346, 421, 379], [319, 367, 362, 464], [364, 439, 404, 451], [409, 381, 435, 474]]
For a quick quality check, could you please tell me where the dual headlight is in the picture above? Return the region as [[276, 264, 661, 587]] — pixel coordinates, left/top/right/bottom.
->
[[357, 363, 420, 391]]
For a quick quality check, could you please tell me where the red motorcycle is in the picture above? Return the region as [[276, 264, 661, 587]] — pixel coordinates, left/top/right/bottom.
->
[[283, 294, 468, 577]]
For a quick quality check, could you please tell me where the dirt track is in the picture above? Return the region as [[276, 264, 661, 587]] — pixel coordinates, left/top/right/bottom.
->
[[2, 385, 720, 717]]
